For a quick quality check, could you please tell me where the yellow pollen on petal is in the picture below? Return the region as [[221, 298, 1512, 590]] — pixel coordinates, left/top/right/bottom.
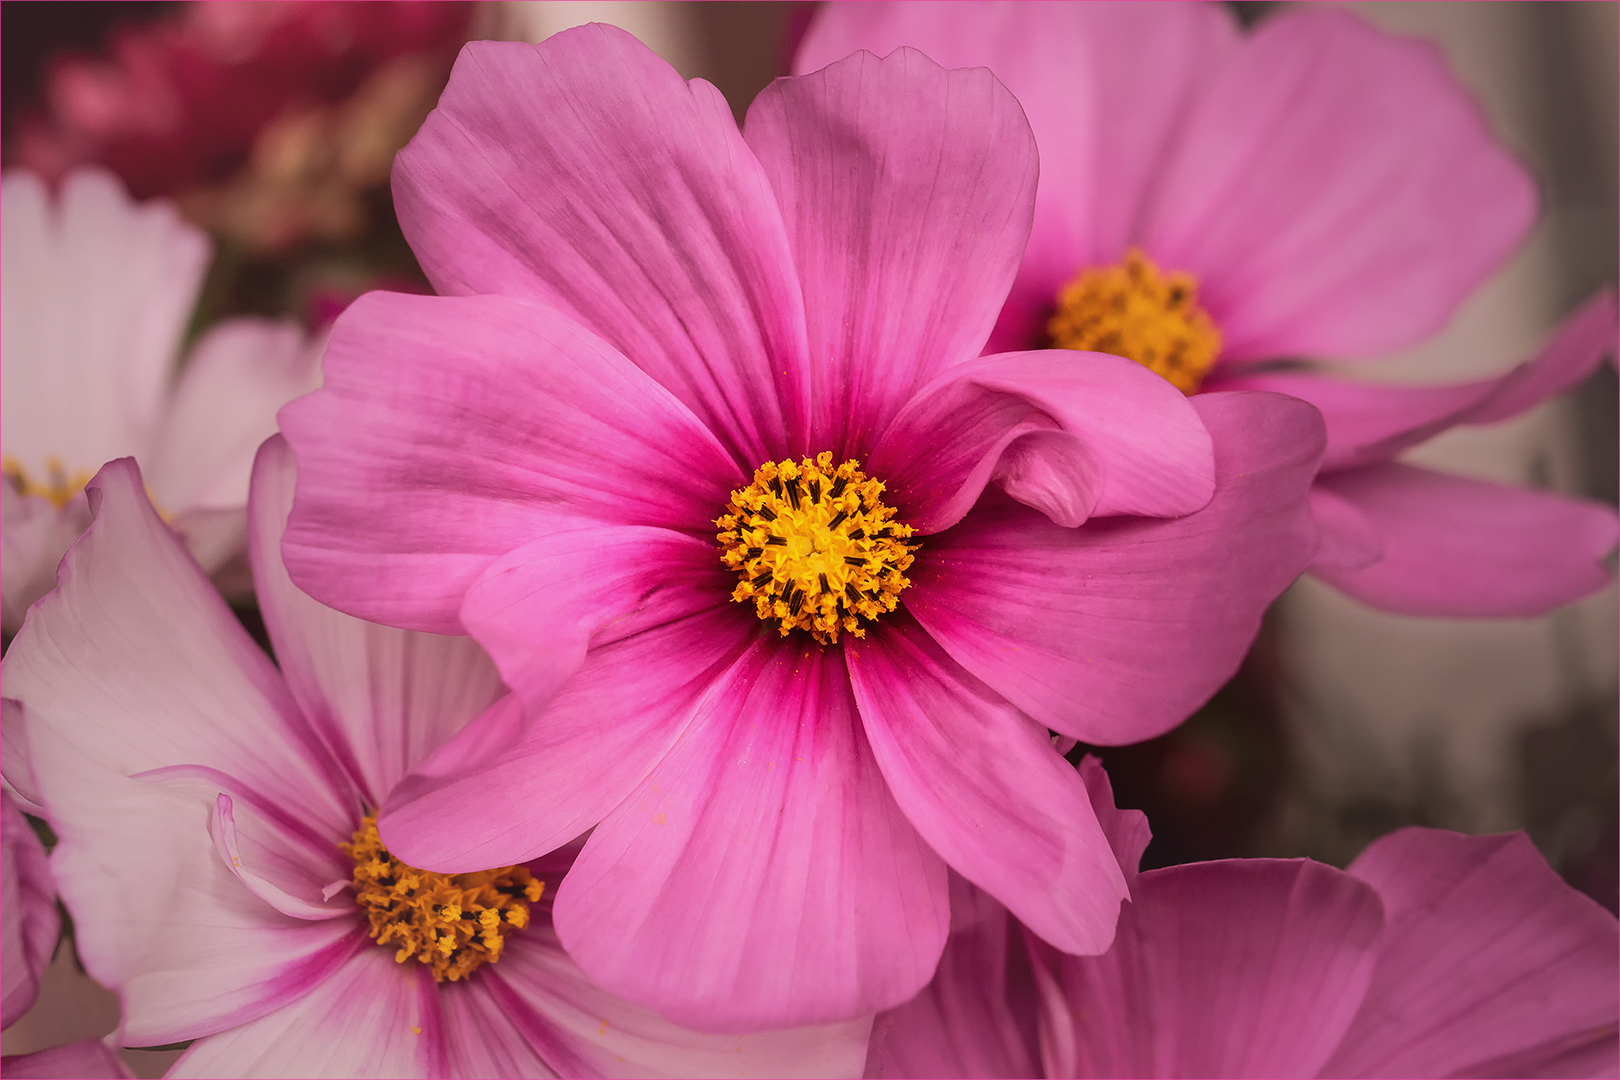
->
[[3, 456, 93, 510], [716, 452, 917, 645], [1047, 247, 1222, 394], [340, 816, 543, 984]]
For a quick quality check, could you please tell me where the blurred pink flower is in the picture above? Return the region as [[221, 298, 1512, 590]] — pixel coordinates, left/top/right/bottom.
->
[[798, 1, 1618, 617], [0, 442, 869, 1077], [1, 1039, 131, 1079], [14, 2, 470, 201], [1, 788, 57, 1030], [279, 26, 1323, 1031], [0, 169, 321, 634], [866, 759, 1620, 1079]]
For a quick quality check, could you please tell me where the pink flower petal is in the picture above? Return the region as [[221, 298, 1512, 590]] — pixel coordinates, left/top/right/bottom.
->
[[484, 930, 873, 1077], [145, 317, 320, 515], [905, 391, 1322, 744], [1, 698, 44, 815], [1311, 463, 1619, 616], [459, 525, 732, 716], [2, 459, 356, 834], [249, 437, 505, 808], [279, 291, 743, 634], [863, 872, 1042, 1079], [2, 789, 59, 1028], [1053, 859, 1384, 1077], [393, 29, 811, 465], [1076, 756, 1151, 892], [1141, 9, 1536, 362], [1211, 291, 1620, 471], [381, 607, 756, 873], [167, 948, 440, 1079], [1308, 486, 1384, 574], [870, 350, 1213, 534], [1, 486, 91, 638], [846, 615, 1126, 957], [1322, 829, 1620, 1078], [796, 1, 1242, 355], [26, 717, 363, 1047], [1, 168, 209, 475], [554, 636, 949, 1032], [1, 1038, 131, 1079], [746, 44, 1038, 453]]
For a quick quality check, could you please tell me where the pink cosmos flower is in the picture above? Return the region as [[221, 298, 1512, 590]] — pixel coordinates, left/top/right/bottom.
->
[[0, 443, 868, 1078], [277, 26, 1324, 1031], [1, 1039, 131, 1080], [798, 1, 1619, 617], [866, 758, 1620, 1079], [1, 168, 321, 634], [2, 788, 57, 1030]]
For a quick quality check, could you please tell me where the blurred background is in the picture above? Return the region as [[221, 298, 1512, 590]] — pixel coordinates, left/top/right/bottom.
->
[[3, 2, 1615, 1074]]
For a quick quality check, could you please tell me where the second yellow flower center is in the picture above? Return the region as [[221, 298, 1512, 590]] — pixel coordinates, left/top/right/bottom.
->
[[1047, 247, 1222, 394], [716, 453, 917, 645], [3, 456, 92, 510], [341, 816, 542, 983]]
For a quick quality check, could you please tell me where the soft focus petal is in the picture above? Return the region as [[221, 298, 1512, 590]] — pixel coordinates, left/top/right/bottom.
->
[[863, 873, 1041, 1080], [870, 350, 1213, 533], [747, 44, 1037, 453], [1321, 829, 1620, 1078], [847, 615, 1126, 957], [459, 525, 731, 716], [280, 291, 742, 634], [485, 930, 872, 1078], [1211, 291, 1619, 470], [381, 608, 754, 873], [167, 948, 440, 1079], [1, 1039, 131, 1079], [794, 1, 1242, 356], [250, 436, 504, 808], [1076, 756, 1151, 891], [1, 486, 91, 638], [2, 459, 355, 832], [2, 788, 59, 1028], [1308, 486, 1384, 574], [1141, 9, 1536, 362], [555, 636, 948, 1031], [145, 318, 321, 514], [1311, 463, 1619, 616], [394, 29, 810, 465], [27, 717, 364, 1046], [0, 698, 44, 816], [906, 391, 1322, 744], [1054, 859, 1384, 1077], [1, 168, 209, 471]]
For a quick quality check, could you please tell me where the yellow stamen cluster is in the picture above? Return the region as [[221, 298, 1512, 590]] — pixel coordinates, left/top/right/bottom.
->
[[1047, 247, 1222, 394], [716, 453, 916, 645], [3, 456, 92, 510], [341, 816, 542, 983]]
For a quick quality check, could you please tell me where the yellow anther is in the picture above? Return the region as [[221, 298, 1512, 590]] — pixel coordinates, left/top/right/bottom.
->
[[1047, 247, 1222, 394], [716, 452, 917, 645], [3, 456, 92, 511], [340, 816, 544, 983]]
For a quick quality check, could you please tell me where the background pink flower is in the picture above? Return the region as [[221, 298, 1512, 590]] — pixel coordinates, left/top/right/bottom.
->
[[280, 26, 1324, 1032], [866, 759, 1620, 1078], [797, 0, 1618, 617], [1, 788, 57, 1031], [0, 443, 868, 1078]]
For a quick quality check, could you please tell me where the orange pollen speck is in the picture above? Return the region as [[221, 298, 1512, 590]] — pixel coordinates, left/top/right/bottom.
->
[[1047, 247, 1222, 394]]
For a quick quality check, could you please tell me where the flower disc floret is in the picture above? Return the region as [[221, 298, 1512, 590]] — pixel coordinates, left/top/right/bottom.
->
[[1048, 248, 1222, 394], [342, 815, 542, 983], [3, 456, 92, 510], [716, 452, 917, 645]]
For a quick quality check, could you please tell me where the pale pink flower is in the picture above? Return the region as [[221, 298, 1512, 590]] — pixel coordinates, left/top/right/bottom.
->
[[0, 442, 867, 1077], [866, 759, 1620, 1078], [279, 26, 1324, 1030], [1, 788, 57, 1030], [1, 1038, 131, 1079], [0, 168, 321, 634], [798, 1, 1618, 617]]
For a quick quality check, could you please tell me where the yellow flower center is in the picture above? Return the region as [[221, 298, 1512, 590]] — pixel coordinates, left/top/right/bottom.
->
[[716, 452, 917, 645], [1047, 248, 1222, 394], [3, 456, 92, 510], [341, 816, 542, 983]]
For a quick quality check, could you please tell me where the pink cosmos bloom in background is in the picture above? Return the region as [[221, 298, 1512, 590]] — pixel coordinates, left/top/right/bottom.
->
[[798, 1, 1619, 618], [279, 26, 1324, 1031], [0, 168, 321, 634], [865, 758, 1620, 1079], [2, 1038, 130, 1080], [0, 443, 867, 1078], [2, 788, 57, 1030]]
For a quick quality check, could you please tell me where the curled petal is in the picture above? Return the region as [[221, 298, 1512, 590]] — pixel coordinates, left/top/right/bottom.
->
[[2, 788, 59, 1028]]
